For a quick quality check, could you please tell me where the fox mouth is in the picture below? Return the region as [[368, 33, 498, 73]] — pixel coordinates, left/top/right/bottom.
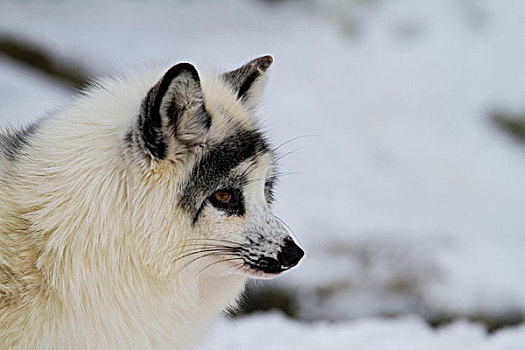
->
[[242, 258, 290, 277], [232, 260, 289, 279], [207, 250, 303, 279]]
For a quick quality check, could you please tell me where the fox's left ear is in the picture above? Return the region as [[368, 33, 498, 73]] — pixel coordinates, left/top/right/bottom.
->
[[222, 55, 273, 111], [135, 63, 210, 162]]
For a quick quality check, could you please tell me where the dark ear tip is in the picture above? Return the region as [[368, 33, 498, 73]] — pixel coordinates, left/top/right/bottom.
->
[[256, 55, 273, 71], [165, 62, 200, 82]]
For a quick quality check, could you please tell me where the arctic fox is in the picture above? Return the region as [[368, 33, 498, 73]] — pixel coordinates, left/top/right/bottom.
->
[[0, 56, 303, 349]]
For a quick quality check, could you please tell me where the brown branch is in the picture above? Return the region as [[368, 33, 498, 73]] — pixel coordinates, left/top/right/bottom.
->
[[0, 34, 90, 89]]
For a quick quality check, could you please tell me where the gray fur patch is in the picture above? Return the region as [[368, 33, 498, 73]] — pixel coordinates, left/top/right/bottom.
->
[[0, 121, 41, 161], [179, 128, 270, 219]]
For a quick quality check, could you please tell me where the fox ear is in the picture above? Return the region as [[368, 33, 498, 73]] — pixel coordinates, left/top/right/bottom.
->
[[222, 55, 273, 111], [137, 63, 210, 160]]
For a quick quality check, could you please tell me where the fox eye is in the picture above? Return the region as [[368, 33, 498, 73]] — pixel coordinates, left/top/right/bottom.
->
[[214, 191, 232, 204], [209, 189, 244, 216]]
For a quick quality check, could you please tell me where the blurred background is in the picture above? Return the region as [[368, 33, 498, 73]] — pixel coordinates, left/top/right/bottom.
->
[[1, 1, 524, 348]]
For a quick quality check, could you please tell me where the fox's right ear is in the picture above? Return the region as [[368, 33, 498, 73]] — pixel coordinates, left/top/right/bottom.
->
[[134, 63, 210, 161], [222, 55, 273, 111]]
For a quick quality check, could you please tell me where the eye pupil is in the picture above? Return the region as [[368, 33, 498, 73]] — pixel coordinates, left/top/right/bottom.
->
[[214, 191, 232, 204]]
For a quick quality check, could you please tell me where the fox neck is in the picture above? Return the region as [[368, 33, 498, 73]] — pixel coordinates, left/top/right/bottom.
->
[[25, 222, 247, 348]]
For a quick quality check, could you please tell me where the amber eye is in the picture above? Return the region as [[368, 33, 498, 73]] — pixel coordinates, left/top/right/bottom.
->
[[214, 191, 232, 204], [208, 189, 244, 216]]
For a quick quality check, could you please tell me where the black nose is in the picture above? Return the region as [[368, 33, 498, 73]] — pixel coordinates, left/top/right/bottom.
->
[[277, 239, 304, 268]]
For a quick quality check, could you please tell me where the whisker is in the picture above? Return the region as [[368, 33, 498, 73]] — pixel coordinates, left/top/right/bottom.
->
[[243, 177, 266, 186], [177, 243, 241, 251], [273, 145, 307, 164], [231, 263, 246, 275], [274, 215, 302, 246], [224, 258, 246, 274], [177, 242, 238, 248], [240, 160, 259, 179], [223, 261, 246, 276], [183, 238, 244, 246], [177, 253, 220, 275], [172, 247, 239, 265], [275, 171, 302, 178], [176, 246, 239, 257], [272, 135, 318, 153], [177, 251, 238, 275], [197, 256, 244, 276]]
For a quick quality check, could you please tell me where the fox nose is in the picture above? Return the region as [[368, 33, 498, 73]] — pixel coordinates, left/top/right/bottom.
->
[[277, 239, 304, 268]]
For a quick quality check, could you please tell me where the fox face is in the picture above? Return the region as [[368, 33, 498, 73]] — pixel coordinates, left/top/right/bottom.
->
[[126, 56, 304, 279]]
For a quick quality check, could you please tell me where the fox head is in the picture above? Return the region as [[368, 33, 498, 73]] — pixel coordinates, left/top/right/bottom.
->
[[19, 56, 302, 297], [1, 55, 303, 348], [115, 56, 302, 281]]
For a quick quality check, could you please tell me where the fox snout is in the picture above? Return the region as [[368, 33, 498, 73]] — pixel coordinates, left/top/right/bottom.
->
[[240, 231, 304, 277], [277, 238, 304, 269], [242, 242, 304, 276]]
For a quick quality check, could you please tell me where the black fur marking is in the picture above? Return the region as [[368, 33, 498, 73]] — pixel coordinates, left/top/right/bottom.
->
[[0, 121, 41, 161], [237, 70, 259, 99], [244, 256, 283, 274], [222, 56, 273, 100], [208, 188, 245, 217], [138, 63, 205, 160], [264, 174, 277, 204], [202, 106, 212, 130], [191, 174, 249, 224], [140, 84, 166, 159], [181, 128, 269, 222], [192, 203, 206, 225]]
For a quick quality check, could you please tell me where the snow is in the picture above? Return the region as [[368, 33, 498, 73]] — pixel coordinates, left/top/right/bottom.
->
[[1, 0, 525, 347], [204, 312, 525, 350]]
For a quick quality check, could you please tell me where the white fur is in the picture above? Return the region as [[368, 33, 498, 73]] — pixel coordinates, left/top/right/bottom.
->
[[0, 62, 298, 349]]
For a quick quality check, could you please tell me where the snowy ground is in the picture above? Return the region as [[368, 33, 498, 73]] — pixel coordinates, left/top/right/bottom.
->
[[204, 313, 525, 350], [1, 0, 525, 348]]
